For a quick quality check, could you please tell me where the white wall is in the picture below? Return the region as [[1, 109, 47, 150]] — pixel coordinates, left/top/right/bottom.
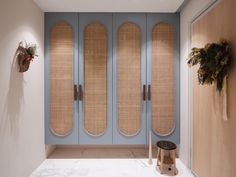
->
[[180, 0, 214, 167], [0, 0, 49, 177]]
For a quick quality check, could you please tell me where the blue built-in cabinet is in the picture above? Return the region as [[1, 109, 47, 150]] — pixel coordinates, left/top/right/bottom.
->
[[45, 13, 180, 145]]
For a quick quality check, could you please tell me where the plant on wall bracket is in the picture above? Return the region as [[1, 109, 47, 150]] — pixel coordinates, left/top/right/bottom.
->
[[17, 42, 38, 72], [187, 39, 232, 120]]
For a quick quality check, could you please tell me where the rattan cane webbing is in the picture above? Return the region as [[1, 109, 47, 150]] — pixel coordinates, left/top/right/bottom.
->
[[152, 23, 176, 135], [50, 22, 74, 136], [117, 22, 141, 135], [84, 23, 108, 135]]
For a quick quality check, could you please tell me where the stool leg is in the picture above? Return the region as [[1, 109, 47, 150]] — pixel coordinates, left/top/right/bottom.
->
[[157, 147, 160, 166], [160, 149, 164, 174], [171, 150, 177, 175]]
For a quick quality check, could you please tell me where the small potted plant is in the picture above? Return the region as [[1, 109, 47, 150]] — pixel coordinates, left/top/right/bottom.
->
[[17, 42, 38, 72]]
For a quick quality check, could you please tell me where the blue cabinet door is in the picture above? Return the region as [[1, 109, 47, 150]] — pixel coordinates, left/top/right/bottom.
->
[[78, 13, 113, 144], [45, 13, 79, 144], [146, 14, 180, 144], [112, 14, 147, 144]]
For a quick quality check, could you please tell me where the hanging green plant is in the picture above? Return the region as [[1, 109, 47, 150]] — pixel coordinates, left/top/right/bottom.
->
[[187, 39, 232, 92]]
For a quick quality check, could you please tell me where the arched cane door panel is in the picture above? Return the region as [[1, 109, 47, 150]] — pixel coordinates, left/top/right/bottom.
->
[[50, 21, 74, 136], [84, 22, 108, 136], [151, 23, 176, 135], [117, 22, 142, 136]]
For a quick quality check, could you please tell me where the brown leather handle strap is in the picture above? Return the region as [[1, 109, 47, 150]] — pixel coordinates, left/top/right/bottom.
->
[[143, 85, 146, 101], [78, 85, 83, 101], [74, 85, 78, 101], [148, 84, 151, 101]]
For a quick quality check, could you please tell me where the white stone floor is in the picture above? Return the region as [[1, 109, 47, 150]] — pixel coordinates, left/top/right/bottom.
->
[[29, 158, 194, 177]]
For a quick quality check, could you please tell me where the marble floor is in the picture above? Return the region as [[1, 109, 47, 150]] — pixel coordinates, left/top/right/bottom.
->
[[29, 148, 194, 177]]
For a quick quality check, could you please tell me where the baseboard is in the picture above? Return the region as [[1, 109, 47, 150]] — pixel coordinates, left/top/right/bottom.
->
[[56, 144, 150, 149], [45, 145, 57, 157]]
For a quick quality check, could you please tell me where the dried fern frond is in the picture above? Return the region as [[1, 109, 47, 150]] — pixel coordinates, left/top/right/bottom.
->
[[187, 39, 232, 92]]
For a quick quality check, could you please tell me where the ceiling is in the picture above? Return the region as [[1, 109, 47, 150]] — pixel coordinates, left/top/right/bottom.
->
[[34, 0, 186, 13]]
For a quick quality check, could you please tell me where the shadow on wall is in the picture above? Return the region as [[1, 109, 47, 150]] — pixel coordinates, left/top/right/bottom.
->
[[0, 45, 24, 137]]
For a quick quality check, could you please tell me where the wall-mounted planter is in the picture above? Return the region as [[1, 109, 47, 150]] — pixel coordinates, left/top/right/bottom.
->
[[18, 53, 31, 72], [17, 42, 38, 73]]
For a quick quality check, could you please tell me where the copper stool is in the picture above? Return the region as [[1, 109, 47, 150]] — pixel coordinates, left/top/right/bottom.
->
[[156, 140, 177, 175]]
